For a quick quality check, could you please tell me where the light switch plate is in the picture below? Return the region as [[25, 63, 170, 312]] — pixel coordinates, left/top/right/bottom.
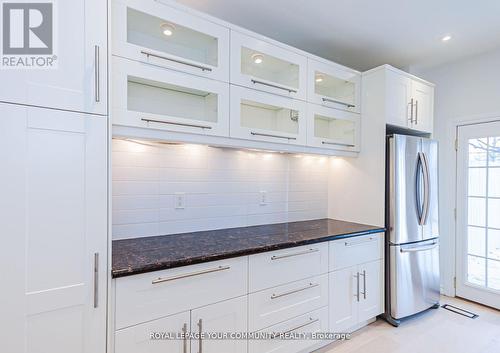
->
[[260, 191, 267, 205], [174, 192, 186, 209]]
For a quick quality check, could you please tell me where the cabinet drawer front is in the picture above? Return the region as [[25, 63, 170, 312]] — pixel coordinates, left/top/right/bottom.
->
[[230, 31, 307, 100], [329, 233, 383, 271], [112, 56, 229, 137], [249, 243, 328, 292], [307, 59, 361, 113], [248, 307, 329, 353], [249, 274, 328, 331], [115, 257, 247, 329], [306, 104, 361, 152], [230, 85, 307, 145], [115, 311, 189, 353], [113, 0, 229, 82]]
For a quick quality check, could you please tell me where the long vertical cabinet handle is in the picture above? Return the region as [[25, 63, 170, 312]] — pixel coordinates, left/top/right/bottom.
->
[[421, 152, 430, 225], [94, 45, 100, 103], [182, 323, 188, 353], [360, 270, 367, 299], [354, 272, 360, 302], [408, 98, 414, 125], [197, 319, 203, 353], [416, 153, 425, 225], [415, 100, 419, 125], [93, 252, 99, 308]]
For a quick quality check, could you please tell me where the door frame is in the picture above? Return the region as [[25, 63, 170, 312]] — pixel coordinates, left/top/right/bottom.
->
[[455, 120, 500, 309]]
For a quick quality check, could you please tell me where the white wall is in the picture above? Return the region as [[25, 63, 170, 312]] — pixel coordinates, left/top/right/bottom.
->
[[112, 139, 329, 239], [414, 47, 500, 295]]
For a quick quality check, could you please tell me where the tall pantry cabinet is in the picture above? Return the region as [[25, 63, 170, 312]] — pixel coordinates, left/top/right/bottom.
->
[[0, 1, 108, 352]]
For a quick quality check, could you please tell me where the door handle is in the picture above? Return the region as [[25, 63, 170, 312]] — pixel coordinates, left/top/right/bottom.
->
[[94, 45, 100, 103], [321, 97, 355, 108], [141, 118, 213, 130], [354, 272, 360, 302], [140, 50, 213, 72], [270, 282, 319, 299], [416, 152, 426, 225], [197, 319, 203, 353], [360, 270, 366, 299], [415, 100, 419, 124], [152, 265, 230, 284], [271, 248, 319, 260], [400, 241, 438, 253], [250, 79, 297, 93], [93, 252, 99, 308], [250, 131, 297, 140], [408, 98, 414, 124], [421, 152, 430, 225], [322, 141, 355, 148], [182, 323, 188, 353]]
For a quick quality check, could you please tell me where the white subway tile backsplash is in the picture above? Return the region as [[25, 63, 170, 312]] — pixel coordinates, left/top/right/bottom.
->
[[112, 140, 330, 239]]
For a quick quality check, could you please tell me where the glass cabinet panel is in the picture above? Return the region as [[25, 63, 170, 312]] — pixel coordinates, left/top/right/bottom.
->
[[314, 71, 356, 108], [314, 114, 356, 146], [240, 100, 299, 135]]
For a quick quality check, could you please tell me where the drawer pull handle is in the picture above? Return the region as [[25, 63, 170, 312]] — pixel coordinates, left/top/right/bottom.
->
[[140, 50, 213, 72], [281, 317, 319, 336], [344, 237, 376, 247], [250, 131, 297, 140], [271, 248, 319, 260], [182, 323, 188, 353], [141, 118, 213, 130], [271, 282, 319, 300], [197, 319, 203, 353], [250, 79, 297, 93], [321, 97, 355, 108], [321, 141, 355, 148], [152, 265, 231, 284]]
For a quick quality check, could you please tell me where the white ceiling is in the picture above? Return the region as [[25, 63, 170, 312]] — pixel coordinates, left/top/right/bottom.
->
[[176, 0, 500, 72]]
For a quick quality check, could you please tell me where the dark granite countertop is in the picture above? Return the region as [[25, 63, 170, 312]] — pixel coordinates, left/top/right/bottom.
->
[[112, 218, 385, 278]]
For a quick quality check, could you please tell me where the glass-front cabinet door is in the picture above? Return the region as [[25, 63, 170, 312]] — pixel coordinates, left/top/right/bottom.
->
[[112, 57, 229, 137], [307, 59, 361, 113], [112, 0, 230, 81], [307, 104, 360, 152], [230, 86, 307, 145], [230, 31, 307, 100]]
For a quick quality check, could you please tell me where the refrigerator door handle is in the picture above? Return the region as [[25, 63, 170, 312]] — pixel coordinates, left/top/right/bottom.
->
[[421, 152, 431, 225], [416, 152, 425, 225], [400, 241, 438, 253]]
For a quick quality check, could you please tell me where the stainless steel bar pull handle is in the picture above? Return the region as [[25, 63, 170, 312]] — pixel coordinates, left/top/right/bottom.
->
[[94, 45, 100, 103], [408, 98, 414, 124], [250, 79, 297, 93], [140, 50, 213, 72], [421, 152, 430, 225], [271, 248, 319, 260], [182, 323, 188, 353], [250, 131, 297, 140], [416, 152, 426, 225], [93, 252, 99, 308], [400, 241, 438, 253], [415, 100, 419, 124], [344, 237, 375, 247], [271, 282, 319, 300], [141, 118, 212, 130], [322, 97, 355, 108], [152, 265, 230, 284], [360, 270, 366, 299], [281, 317, 319, 336], [321, 141, 355, 148], [354, 272, 360, 302], [197, 319, 203, 353]]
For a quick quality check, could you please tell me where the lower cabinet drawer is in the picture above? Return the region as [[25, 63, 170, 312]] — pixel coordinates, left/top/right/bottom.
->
[[248, 307, 329, 353], [329, 233, 383, 271], [248, 274, 328, 331], [115, 257, 247, 329], [249, 243, 329, 292], [115, 311, 190, 353]]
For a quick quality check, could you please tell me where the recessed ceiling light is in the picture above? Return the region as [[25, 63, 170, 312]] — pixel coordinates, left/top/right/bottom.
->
[[315, 74, 324, 83], [442, 35, 452, 42], [252, 53, 264, 64], [160, 23, 175, 36]]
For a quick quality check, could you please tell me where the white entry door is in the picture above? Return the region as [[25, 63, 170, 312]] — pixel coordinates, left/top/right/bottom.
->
[[456, 121, 500, 309]]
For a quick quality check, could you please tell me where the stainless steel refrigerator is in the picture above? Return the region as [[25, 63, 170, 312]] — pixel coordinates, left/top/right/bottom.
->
[[385, 134, 440, 326]]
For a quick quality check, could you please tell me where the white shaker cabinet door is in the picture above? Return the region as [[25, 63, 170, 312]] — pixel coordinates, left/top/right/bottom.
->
[[191, 296, 248, 353], [385, 70, 412, 129], [357, 260, 384, 322], [0, 104, 107, 353], [0, 0, 107, 115], [329, 266, 358, 333]]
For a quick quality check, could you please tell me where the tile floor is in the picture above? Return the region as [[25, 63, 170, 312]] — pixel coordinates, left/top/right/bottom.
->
[[316, 296, 500, 353]]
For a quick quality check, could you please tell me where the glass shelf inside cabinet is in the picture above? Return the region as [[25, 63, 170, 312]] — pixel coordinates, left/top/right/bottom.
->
[[314, 114, 355, 145], [241, 100, 299, 134], [127, 8, 218, 68], [128, 76, 218, 123], [314, 71, 355, 107], [241, 47, 299, 91]]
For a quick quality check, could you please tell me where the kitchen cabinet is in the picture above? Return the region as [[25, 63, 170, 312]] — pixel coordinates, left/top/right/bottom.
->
[[230, 31, 307, 100], [112, 56, 229, 138], [307, 104, 361, 152], [191, 296, 248, 353], [112, 0, 229, 82], [0, 104, 107, 353], [0, 0, 107, 115], [307, 59, 361, 113], [230, 85, 307, 145], [329, 260, 383, 332]]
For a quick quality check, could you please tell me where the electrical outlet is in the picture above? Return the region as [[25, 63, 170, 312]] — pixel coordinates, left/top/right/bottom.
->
[[260, 191, 267, 206], [174, 192, 186, 209]]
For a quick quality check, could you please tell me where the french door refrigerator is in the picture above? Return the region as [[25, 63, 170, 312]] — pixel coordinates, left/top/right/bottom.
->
[[385, 134, 440, 326]]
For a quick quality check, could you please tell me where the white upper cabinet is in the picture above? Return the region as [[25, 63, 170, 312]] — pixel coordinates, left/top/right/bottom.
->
[[112, 56, 229, 137], [307, 59, 361, 113], [112, 0, 229, 82], [230, 85, 307, 145], [411, 80, 434, 133], [307, 104, 361, 152], [0, 0, 107, 115], [230, 31, 307, 100]]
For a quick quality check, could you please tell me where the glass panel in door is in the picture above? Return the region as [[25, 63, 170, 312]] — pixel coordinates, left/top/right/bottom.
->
[[127, 8, 218, 68], [313, 114, 356, 147], [314, 71, 356, 108], [240, 100, 299, 135]]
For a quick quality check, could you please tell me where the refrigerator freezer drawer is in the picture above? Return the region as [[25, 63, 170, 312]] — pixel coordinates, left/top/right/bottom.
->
[[389, 239, 440, 319]]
